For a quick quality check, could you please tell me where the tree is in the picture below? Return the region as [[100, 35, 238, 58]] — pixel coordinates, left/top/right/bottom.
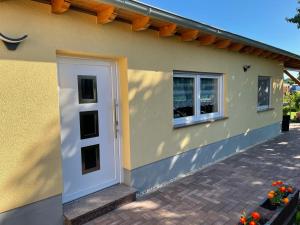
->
[[287, 1, 300, 28]]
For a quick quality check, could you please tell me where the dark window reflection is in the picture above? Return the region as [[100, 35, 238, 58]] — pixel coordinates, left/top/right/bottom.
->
[[81, 144, 100, 174], [78, 76, 97, 104], [173, 77, 195, 118], [200, 78, 218, 114], [80, 111, 99, 139], [258, 76, 270, 107]]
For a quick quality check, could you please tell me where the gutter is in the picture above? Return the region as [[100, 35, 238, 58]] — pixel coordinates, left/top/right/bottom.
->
[[96, 0, 300, 61]]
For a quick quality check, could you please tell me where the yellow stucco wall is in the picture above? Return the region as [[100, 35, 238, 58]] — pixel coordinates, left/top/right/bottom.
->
[[0, 0, 283, 211]]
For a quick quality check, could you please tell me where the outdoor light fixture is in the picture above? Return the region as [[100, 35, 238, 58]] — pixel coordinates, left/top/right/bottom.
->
[[243, 65, 251, 72], [0, 33, 28, 51]]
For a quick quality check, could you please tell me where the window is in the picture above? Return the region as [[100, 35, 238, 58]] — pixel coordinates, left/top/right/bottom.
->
[[257, 76, 271, 110], [80, 111, 99, 139], [78, 75, 98, 104], [81, 144, 100, 174], [173, 72, 223, 125]]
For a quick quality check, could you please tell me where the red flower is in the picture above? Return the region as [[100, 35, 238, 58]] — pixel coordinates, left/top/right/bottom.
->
[[277, 180, 283, 185], [272, 181, 278, 186], [249, 221, 257, 225], [279, 186, 286, 193], [251, 211, 261, 220], [240, 216, 247, 224], [287, 187, 293, 193]]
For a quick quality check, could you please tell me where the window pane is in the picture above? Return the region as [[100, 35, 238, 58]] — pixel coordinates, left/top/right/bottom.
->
[[173, 77, 195, 118], [258, 77, 270, 107], [81, 144, 100, 174], [200, 78, 219, 114], [80, 111, 99, 139], [78, 76, 97, 104]]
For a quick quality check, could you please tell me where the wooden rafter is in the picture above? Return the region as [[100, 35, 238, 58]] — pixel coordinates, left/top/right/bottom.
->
[[96, 5, 116, 24], [198, 35, 217, 46], [228, 43, 244, 52], [279, 56, 289, 62], [51, 0, 70, 14], [215, 39, 231, 49], [284, 70, 300, 86], [261, 51, 272, 58], [181, 30, 199, 41], [132, 15, 150, 31], [241, 46, 255, 54], [267, 53, 279, 59], [252, 49, 264, 56], [159, 24, 177, 37]]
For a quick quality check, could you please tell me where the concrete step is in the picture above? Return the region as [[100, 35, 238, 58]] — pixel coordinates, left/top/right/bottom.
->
[[63, 184, 137, 225]]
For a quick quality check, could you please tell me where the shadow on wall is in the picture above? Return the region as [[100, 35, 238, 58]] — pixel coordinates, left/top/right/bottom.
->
[[126, 68, 282, 190], [0, 118, 63, 225]]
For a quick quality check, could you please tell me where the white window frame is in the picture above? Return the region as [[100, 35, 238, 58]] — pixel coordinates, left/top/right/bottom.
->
[[257, 76, 272, 111], [173, 72, 224, 126]]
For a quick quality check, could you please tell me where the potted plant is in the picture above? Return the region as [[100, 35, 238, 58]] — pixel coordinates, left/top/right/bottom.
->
[[262, 181, 292, 209], [238, 181, 299, 225], [282, 106, 290, 132], [282, 92, 293, 132], [239, 211, 263, 225]]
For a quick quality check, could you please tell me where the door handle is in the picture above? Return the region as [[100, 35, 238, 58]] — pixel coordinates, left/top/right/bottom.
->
[[113, 99, 119, 139]]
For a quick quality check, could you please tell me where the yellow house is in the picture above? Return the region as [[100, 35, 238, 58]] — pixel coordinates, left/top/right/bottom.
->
[[1, 0, 300, 224]]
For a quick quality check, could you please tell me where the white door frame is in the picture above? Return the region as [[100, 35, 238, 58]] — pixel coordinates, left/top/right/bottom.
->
[[56, 55, 123, 202]]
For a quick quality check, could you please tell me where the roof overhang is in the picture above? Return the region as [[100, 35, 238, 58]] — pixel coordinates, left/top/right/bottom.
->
[[39, 0, 300, 70]]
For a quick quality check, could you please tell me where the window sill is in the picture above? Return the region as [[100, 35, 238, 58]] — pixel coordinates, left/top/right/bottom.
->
[[257, 107, 274, 113], [173, 116, 228, 129]]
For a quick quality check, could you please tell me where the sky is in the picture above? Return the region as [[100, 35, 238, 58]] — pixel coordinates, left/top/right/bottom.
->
[[140, 0, 300, 57]]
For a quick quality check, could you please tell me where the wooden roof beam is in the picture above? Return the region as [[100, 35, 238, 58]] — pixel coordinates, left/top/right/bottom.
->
[[228, 43, 244, 52], [261, 51, 273, 58], [284, 70, 300, 86], [267, 53, 279, 59], [97, 5, 116, 24], [159, 24, 177, 37], [198, 35, 217, 46], [252, 49, 264, 56], [51, 0, 70, 14], [132, 15, 150, 31], [215, 39, 231, 49], [240, 46, 255, 54], [181, 30, 200, 41]]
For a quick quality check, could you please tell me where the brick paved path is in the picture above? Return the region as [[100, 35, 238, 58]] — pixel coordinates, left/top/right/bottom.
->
[[85, 124, 300, 225]]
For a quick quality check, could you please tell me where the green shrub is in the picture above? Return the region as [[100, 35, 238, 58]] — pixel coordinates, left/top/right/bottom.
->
[[296, 210, 300, 225], [283, 106, 290, 115]]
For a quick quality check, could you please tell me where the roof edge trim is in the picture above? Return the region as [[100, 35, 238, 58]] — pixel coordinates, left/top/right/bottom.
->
[[96, 0, 300, 61]]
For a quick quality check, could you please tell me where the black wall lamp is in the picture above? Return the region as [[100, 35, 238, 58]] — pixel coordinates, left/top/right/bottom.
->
[[0, 33, 28, 51], [243, 65, 251, 72]]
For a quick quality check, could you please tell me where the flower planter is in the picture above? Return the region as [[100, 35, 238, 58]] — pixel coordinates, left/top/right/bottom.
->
[[238, 189, 299, 225], [282, 115, 290, 132]]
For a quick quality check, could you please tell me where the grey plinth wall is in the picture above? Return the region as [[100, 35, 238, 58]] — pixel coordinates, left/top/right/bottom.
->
[[0, 195, 63, 225], [125, 122, 281, 192]]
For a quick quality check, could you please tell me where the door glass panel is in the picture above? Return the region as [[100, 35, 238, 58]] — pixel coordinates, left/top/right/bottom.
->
[[80, 111, 99, 139], [200, 78, 219, 114], [78, 75, 97, 104], [173, 77, 195, 118], [81, 144, 100, 174]]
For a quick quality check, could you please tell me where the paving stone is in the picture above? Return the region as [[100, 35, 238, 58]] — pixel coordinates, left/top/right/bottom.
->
[[84, 124, 300, 225]]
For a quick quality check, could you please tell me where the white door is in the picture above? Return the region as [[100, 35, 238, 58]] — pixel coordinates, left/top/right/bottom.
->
[[57, 57, 121, 203]]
